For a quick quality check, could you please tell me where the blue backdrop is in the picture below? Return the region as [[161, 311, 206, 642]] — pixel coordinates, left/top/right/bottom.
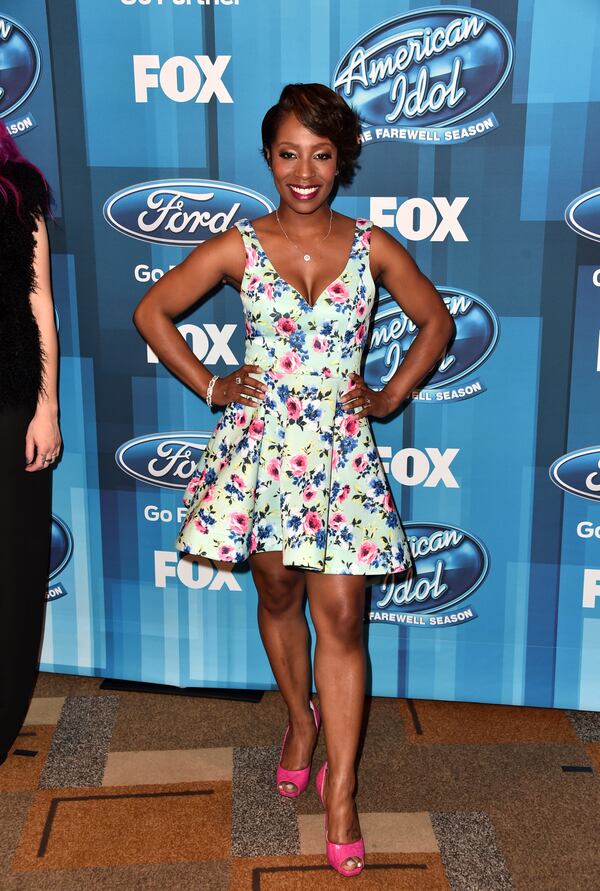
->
[[3, 0, 599, 707]]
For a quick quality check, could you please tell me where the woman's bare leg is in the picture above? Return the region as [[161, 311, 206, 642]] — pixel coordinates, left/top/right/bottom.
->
[[249, 551, 317, 793], [306, 571, 366, 872]]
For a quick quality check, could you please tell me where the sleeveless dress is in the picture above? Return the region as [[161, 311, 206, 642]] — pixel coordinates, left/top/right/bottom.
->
[[175, 217, 413, 575]]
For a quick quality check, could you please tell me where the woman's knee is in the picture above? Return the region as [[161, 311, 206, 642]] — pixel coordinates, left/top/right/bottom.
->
[[258, 582, 305, 617], [251, 558, 305, 617], [313, 602, 365, 648]]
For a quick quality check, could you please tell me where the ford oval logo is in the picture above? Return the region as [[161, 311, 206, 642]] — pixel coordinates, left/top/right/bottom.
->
[[333, 7, 513, 143], [49, 515, 74, 580], [550, 447, 600, 502], [564, 189, 600, 243], [103, 179, 275, 245], [0, 15, 41, 119], [371, 522, 489, 616], [365, 287, 499, 391], [116, 432, 213, 488]]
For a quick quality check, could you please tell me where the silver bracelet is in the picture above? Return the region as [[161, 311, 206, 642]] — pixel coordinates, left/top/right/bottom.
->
[[205, 374, 219, 407]]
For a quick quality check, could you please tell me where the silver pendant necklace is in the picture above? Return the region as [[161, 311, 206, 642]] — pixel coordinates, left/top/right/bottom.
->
[[275, 207, 333, 262]]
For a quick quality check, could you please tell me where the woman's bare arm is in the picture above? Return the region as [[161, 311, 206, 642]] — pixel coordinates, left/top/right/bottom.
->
[[27, 216, 61, 470], [133, 226, 248, 398], [371, 225, 455, 409]]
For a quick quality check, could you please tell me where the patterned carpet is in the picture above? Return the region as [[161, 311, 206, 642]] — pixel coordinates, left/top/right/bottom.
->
[[1, 673, 600, 889]]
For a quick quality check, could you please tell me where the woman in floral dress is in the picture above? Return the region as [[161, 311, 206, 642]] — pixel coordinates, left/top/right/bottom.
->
[[134, 83, 453, 877]]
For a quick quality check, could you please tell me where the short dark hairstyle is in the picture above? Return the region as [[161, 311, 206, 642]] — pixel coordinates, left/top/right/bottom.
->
[[261, 83, 362, 186]]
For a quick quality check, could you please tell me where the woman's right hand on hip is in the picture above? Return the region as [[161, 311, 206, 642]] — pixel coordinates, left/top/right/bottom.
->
[[211, 364, 268, 407]]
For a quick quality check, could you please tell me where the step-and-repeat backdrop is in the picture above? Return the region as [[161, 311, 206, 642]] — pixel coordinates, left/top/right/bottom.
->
[[3, 0, 599, 706]]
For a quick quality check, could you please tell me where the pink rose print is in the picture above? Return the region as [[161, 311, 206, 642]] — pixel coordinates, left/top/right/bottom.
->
[[275, 316, 297, 336], [247, 274, 260, 292], [323, 367, 332, 378], [249, 531, 257, 552], [187, 474, 202, 495], [383, 492, 394, 512], [352, 453, 368, 473], [290, 453, 308, 477], [218, 544, 235, 561], [340, 415, 359, 437], [231, 473, 246, 490], [303, 484, 318, 503], [330, 511, 346, 531], [357, 540, 378, 564], [332, 448, 339, 469], [356, 298, 367, 319], [194, 517, 207, 533], [245, 246, 258, 268], [354, 323, 366, 345], [249, 418, 264, 439], [286, 396, 302, 420], [266, 457, 281, 480], [235, 408, 248, 427], [359, 230, 371, 251], [303, 510, 323, 535], [337, 484, 350, 503], [218, 457, 230, 471], [245, 318, 252, 337], [230, 510, 249, 534], [202, 484, 216, 503], [278, 351, 302, 374], [327, 281, 349, 303], [263, 283, 274, 301], [311, 335, 328, 352]]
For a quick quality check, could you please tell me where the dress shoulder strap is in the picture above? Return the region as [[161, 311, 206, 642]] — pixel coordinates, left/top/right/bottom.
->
[[233, 217, 262, 278], [354, 218, 374, 256], [233, 217, 252, 238]]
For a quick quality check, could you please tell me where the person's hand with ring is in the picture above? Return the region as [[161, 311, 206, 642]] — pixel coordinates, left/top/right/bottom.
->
[[25, 409, 62, 472], [339, 372, 397, 419], [210, 364, 268, 408]]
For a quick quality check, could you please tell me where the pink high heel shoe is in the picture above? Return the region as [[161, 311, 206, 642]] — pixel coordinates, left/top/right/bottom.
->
[[315, 761, 365, 878], [276, 700, 320, 798]]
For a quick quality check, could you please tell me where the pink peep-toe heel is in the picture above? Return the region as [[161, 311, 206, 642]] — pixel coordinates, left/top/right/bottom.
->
[[276, 700, 320, 798], [315, 760, 365, 878]]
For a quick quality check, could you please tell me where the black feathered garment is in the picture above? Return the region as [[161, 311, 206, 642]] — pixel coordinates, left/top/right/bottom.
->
[[0, 161, 50, 413]]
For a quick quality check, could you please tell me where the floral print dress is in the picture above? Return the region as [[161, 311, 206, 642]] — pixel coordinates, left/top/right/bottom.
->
[[175, 217, 413, 575]]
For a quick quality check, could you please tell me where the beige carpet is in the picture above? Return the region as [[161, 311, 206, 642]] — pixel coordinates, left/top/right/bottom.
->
[[1, 672, 599, 889]]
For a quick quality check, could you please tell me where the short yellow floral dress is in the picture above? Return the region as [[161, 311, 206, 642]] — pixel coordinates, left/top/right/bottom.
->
[[175, 217, 413, 575]]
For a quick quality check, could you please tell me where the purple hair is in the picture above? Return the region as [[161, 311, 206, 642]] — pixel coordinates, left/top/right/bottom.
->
[[0, 120, 49, 214]]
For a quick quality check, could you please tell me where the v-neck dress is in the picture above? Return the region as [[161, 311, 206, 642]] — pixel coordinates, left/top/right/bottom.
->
[[175, 217, 413, 575]]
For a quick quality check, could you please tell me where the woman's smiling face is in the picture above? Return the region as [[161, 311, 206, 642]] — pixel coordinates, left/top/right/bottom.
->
[[267, 112, 338, 214]]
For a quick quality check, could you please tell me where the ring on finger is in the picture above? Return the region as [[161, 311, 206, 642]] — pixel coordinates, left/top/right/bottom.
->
[[235, 376, 242, 384]]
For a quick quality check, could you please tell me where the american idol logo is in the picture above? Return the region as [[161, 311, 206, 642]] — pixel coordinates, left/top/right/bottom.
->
[[365, 287, 498, 402], [47, 515, 73, 602], [369, 522, 488, 626], [550, 448, 600, 502], [0, 15, 40, 134], [103, 180, 274, 245], [564, 189, 600, 243], [116, 432, 212, 488], [333, 7, 513, 144]]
